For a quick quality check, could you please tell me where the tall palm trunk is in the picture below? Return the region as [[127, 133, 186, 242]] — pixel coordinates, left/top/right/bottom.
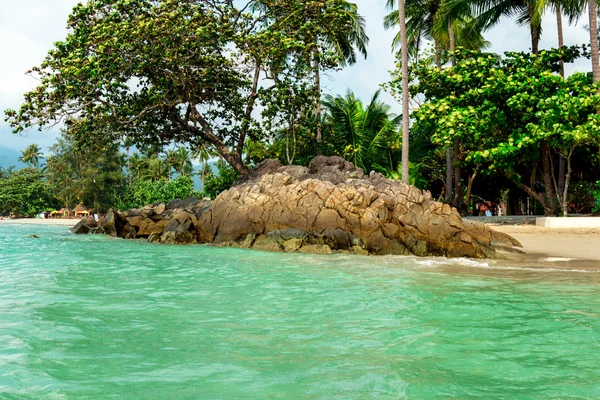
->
[[556, 3, 565, 77], [438, 37, 453, 204], [398, 0, 410, 183], [434, 37, 452, 203], [448, 20, 463, 210], [315, 52, 323, 143], [528, 2, 541, 54], [556, 4, 567, 195], [590, 0, 600, 85]]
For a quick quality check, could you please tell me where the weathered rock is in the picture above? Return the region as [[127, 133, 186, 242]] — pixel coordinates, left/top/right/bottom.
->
[[138, 219, 168, 237], [167, 197, 201, 211], [82, 156, 521, 258], [69, 221, 90, 235], [160, 211, 198, 244], [103, 209, 127, 237], [198, 156, 521, 258]]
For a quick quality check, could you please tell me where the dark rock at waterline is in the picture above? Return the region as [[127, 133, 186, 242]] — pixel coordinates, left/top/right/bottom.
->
[[69, 221, 90, 235], [70, 157, 522, 259], [28, 234, 40, 239]]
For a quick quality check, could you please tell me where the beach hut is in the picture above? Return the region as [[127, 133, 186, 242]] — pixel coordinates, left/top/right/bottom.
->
[[54, 208, 72, 218], [73, 204, 90, 218]]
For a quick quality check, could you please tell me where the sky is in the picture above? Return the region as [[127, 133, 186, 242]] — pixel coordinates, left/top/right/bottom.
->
[[0, 0, 594, 158]]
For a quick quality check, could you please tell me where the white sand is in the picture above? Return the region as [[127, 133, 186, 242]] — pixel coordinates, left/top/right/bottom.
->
[[0, 218, 80, 226], [491, 224, 600, 266]]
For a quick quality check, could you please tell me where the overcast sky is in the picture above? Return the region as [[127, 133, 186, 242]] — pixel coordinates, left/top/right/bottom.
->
[[0, 0, 593, 154]]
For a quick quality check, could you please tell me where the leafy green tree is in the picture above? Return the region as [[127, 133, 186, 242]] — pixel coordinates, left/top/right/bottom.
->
[[5, 0, 329, 175], [202, 160, 240, 199], [259, 0, 369, 143], [411, 47, 600, 216], [0, 168, 58, 217], [323, 89, 401, 174], [18, 144, 43, 168]]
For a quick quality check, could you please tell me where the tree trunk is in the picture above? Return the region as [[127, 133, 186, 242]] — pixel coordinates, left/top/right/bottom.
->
[[541, 143, 560, 215], [556, 4, 565, 77], [528, 2, 541, 54], [315, 53, 323, 143], [558, 152, 566, 198], [435, 38, 453, 204], [590, 0, 600, 85], [399, 0, 410, 183], [465, 166, 479, 212], [454, 140, 463, 210], [448, 20, 463, 209], [445, 147, 453, 204], [434, 40, 442, 69]]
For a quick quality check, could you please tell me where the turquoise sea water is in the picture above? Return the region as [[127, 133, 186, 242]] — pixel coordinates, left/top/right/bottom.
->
[[1, 224, 599, 399]]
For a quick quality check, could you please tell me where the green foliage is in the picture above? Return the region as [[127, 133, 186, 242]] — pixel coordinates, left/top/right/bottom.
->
[[0, 168, 58, 217], [408, 46, 600, 214], [323, 89, 401, 175], [5, 0, 368, 175], [202, 160, 240, 199], [593, 181, 600, 214], [45, 129, 125, 212], [117, 176, 199, 211]]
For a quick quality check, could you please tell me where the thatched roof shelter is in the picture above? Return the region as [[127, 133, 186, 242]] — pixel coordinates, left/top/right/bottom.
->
[[73, 204, 90, 216]]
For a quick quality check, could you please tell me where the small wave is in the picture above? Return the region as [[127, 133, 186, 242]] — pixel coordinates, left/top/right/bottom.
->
[[464, 263, 600, 274], [541, 257, 575, 262]]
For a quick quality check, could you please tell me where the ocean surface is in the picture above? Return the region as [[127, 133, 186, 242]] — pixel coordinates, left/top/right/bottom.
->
[[1, 224, 599, 399]]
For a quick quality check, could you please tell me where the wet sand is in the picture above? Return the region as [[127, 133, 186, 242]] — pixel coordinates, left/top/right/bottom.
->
[[0, 218, 80, 226], [491, 224, 600, 269]]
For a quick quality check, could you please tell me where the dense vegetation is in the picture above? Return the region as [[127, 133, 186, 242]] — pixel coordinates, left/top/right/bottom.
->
[[3, 0, 600, 216]]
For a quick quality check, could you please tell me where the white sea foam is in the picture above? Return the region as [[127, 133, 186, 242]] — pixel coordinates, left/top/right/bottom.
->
[[541, 257, 576, 262]]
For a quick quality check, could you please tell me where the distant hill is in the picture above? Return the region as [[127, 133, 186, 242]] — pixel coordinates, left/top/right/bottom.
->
[[0, 146, 25, 169]]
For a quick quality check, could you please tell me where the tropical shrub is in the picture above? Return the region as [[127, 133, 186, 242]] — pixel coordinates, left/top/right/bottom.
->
[[117, 176, 199, 210], [202, 160, 239, 199], [0, 168, 58, 217]]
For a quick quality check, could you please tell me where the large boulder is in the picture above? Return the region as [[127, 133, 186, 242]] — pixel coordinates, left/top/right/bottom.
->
[[197, 156, 521, 258], [73, 157, 521, 259], [103, 209, 128, 237], [160, 211, 199, 244]]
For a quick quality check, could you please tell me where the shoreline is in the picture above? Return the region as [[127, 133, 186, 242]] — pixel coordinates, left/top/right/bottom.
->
[[3, 217, 599, 268], [491, 224, 600, 269], [0, 218, 81, 226]]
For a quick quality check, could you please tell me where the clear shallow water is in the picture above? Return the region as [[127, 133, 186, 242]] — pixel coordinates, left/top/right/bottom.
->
[[1, 225, 600, 399]]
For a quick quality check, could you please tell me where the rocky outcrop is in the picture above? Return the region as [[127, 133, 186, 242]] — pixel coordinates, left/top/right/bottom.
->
[[77, 156, 522, 259]]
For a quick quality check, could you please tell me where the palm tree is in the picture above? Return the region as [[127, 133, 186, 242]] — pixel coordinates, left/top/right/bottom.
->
[[323, 89, 401, 174], [192, 143, 216, 186], [313, 1, 369, 144], [384, 0, 411, 183], [590, 0, 600, 84], [174, 147, 193, 176], [122, 136, 135, 185], [128, 153, 146, 181], [163, 149, 180, 180], [385, 0, 489, 189], [384, 0, 489, 65], [18, 144, 43, 167], [141, 157, 169, 182]]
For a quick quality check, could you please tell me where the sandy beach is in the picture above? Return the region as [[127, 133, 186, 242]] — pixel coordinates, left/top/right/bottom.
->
[[0, 218, 81, 226], [491, 224, 600, 268]]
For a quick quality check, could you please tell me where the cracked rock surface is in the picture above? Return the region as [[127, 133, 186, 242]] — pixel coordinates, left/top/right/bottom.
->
[[78, 156, 522, 259]]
